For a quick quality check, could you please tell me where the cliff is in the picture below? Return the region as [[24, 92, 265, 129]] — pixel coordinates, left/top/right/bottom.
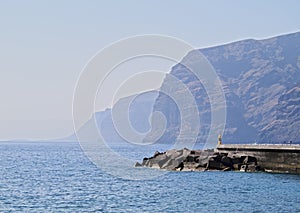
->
[[66, 32, 300, 145], [149, 32, 300, 144]]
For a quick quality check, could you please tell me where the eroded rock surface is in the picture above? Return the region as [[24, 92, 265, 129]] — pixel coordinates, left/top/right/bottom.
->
[[136, 148, 261, 172]]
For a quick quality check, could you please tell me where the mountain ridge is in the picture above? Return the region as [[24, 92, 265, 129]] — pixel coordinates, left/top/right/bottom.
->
[[63, 31, 300, 145], [150, 31, 300, 144]]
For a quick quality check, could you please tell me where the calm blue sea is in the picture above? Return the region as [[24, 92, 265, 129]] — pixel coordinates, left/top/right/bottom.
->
[[0, 142, 299, 212]]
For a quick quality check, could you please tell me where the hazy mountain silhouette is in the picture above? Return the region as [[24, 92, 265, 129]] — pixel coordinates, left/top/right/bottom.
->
[[65, 32, 300, 144], [151, 32, 300, 143]]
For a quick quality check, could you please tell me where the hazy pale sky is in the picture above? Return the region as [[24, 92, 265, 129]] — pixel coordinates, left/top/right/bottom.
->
[[0, 0, 300, 140]]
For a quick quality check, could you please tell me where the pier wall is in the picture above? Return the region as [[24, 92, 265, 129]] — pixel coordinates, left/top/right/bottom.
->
[[216, 144, 300, 174]]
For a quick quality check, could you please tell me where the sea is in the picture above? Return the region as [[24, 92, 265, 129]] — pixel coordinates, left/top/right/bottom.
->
[[0, 141, 299, 212]]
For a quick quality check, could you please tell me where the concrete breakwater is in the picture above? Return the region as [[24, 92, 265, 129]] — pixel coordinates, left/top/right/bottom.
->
[[216, 144, 300, 174], [135, 144, 300, 174]]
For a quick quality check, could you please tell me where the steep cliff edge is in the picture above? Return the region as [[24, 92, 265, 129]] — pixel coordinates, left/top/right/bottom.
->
[[150, 32, 300, 143], [65, 32, 300, 145]]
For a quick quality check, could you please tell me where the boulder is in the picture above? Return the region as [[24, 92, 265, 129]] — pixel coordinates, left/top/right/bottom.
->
[[221, 156, 232, 167], [231, 157, 242, 165], [196, 151, 212, 167], [138, 148, 192, 170], [175, 162, 184, 171], [135, 162, 142, 167], [246, 164, 257, 172], [243, 156, 257, 165], [138, 148, 261, 173], [207, 156, 226, 170]]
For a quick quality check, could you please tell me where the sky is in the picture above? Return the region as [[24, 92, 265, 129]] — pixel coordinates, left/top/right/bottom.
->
[[0, 0, 300, 140]]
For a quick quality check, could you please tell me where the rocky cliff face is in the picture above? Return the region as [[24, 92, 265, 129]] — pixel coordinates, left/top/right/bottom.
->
[[65, 91, 159, 144], [67, 32, 300, 145], [259, 86, 300, 142], [151, 32, 300, 143]]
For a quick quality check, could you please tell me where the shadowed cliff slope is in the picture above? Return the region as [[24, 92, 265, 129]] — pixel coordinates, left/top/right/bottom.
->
[[65, 32, 300, 145], [150, 32, 300, 143]]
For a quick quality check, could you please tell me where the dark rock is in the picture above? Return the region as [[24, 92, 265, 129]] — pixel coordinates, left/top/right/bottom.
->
[[156, 148, 191, 170], [135, 162, 142, 167], [210, 154, 222, 162], [197, 157, 208, 168], [142, 158, 149, 166], [255, 165, 262, 171], [243, 156, 257, 165], [196, 152, 212, 167], [185, 155, 198, 163], [175, 162, 184, 171], [207, 157, 226, 170], [153, 151, 163, 158], [138, 148, 264, 173], [231, 157, 242, 165], [221, 156, 232, 167]]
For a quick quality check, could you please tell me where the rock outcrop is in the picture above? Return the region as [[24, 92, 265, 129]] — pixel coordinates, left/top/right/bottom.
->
[[136, 148, 261, 172]]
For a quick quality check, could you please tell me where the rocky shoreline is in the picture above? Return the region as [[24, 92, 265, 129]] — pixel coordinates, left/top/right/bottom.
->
[[135, 148, 262, 173]]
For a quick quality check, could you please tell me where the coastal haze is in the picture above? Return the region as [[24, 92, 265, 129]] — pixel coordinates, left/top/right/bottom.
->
[[1, 1, 300, 212], [1, 1, 300, 141], [152, 32, 300, 144], [67, 32, 300, 146]]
